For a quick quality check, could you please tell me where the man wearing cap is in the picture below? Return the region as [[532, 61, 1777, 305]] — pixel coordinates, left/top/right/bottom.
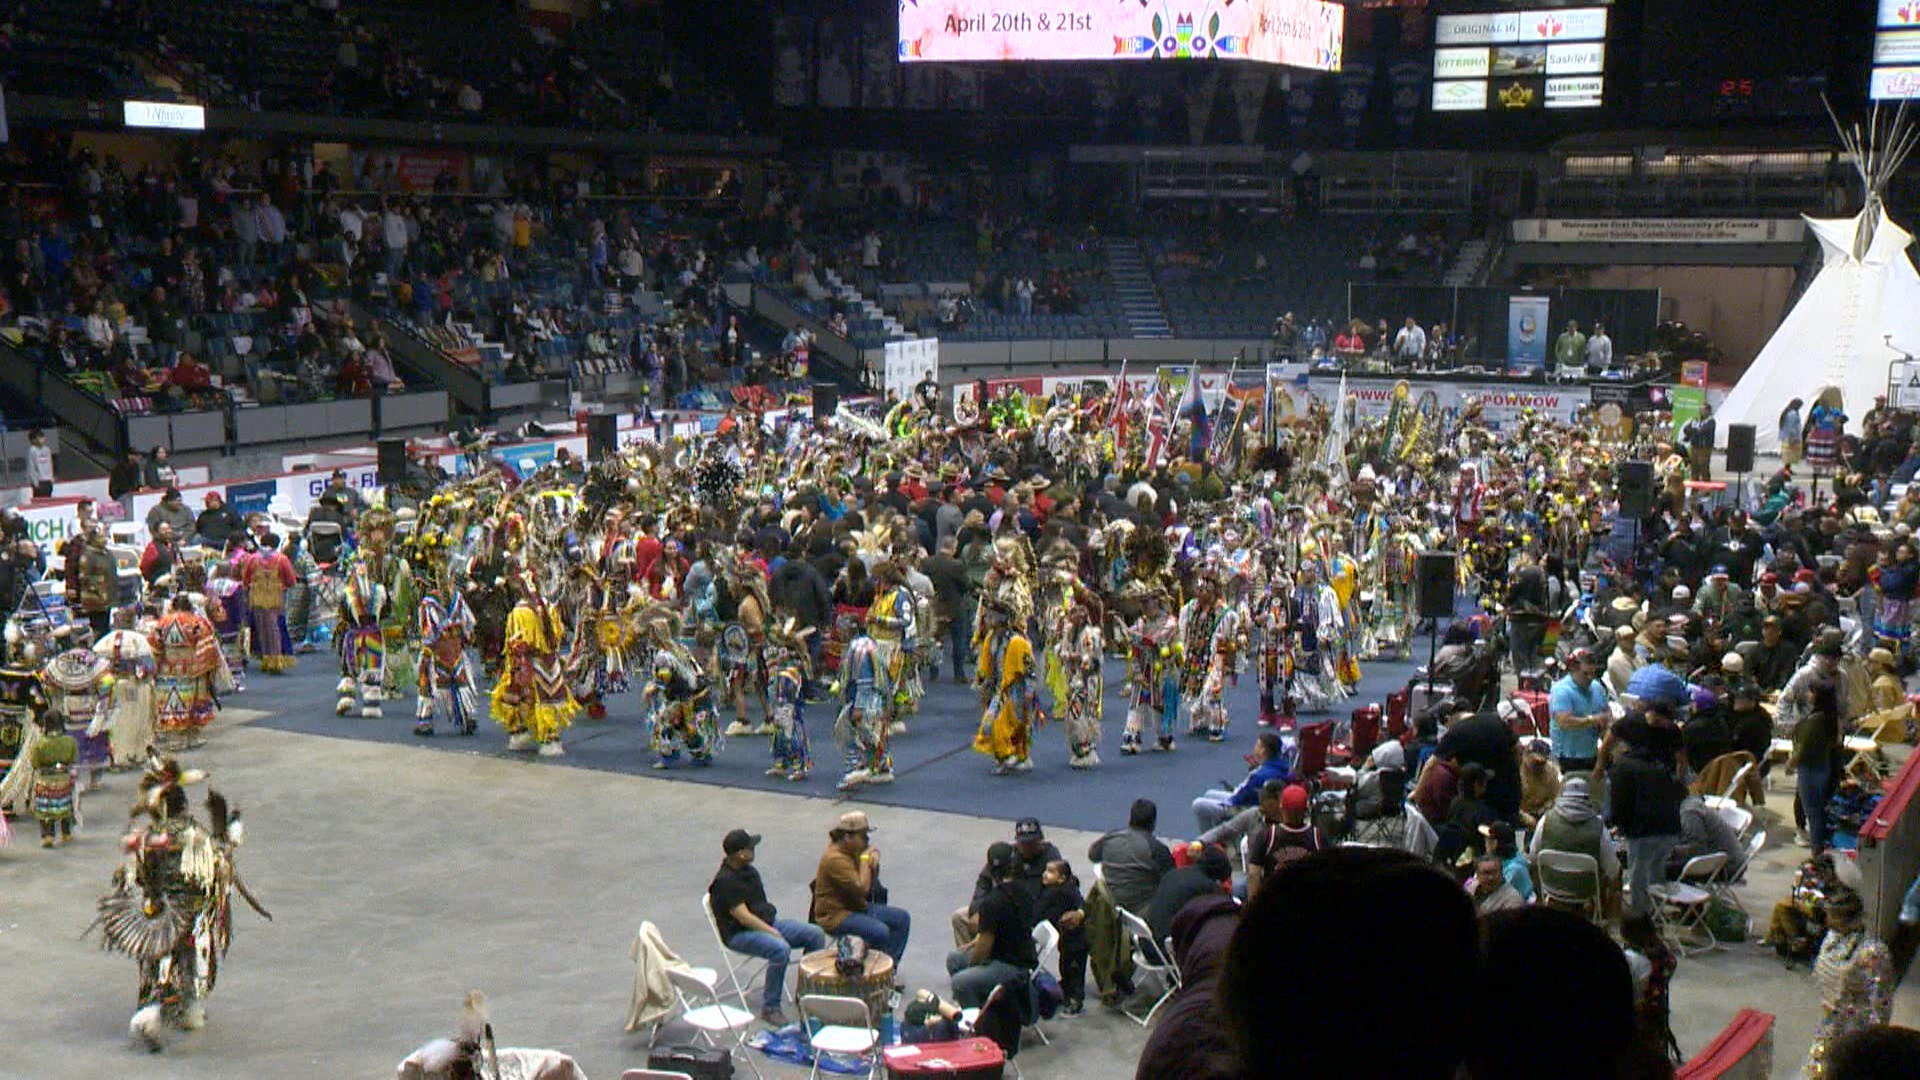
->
[[812, 811, 912, 964], [1244, 784, 1321, 898], [1693, 566, 1744, 626], [1753, 616, 1799, 691], [1549, 648, 1610, 776], [709, 829, 828, 1025], [193, 491, 244, 550], [952, 817, 1060, 946], [1606, 625, 1639, 697], [946, 841, 1040, 1009]]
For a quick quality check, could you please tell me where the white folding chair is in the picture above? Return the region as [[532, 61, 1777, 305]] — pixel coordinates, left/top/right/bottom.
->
[[1719, 760, 1755, 801], [1401, 802, 1437, 860], [1711, 802, 1754, 841], [798, 994, 879, 1080], [1713, 830, 1767, 920], [1026, 920, 1060, 1046], [1535, 849, 1603, 923], [700, 892, 769, 1011], [665, 965, 764, 1080], [1113, 906, 1181, 1027], [1651, 853, 1728, 957]]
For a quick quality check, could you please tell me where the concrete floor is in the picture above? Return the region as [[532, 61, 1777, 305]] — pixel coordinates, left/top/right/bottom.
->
[[2, 708, 1917, 1079]]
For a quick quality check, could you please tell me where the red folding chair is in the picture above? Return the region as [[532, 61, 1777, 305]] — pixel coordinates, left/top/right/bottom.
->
[[1295, 721, 1332, 785], [1386, 689, 1410, 742], [1349, 704, 1382, 760]]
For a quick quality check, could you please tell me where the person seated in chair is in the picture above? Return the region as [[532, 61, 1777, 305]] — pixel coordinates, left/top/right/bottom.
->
[[947, 842, 1039, 1009], [1190, 731, 1293, 834], [1146, 844, 1232, 948], [709, 828, 827, 1026], [811, 811, 912, 964], [1665, 793, 1747, 881]]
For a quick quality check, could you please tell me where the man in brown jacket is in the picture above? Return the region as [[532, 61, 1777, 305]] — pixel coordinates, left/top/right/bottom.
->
[[811, 810, 912, 963]]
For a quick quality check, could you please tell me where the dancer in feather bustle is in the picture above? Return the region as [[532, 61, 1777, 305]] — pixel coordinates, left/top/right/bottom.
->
[[91, 751, 268, 1052]]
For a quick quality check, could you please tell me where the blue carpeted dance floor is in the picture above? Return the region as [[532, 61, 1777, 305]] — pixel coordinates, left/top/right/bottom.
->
[[246, 649, 1424, 837]]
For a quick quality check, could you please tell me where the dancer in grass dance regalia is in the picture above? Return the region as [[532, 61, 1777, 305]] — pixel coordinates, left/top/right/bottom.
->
[[834, 629, 894, 791], [763, 617, 814, 781], [635, 603, 718, 769]]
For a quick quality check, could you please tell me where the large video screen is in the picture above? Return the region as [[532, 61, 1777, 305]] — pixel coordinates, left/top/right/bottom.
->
[[1873, 0, 1920, 100], [1430, 6, 1609, 111], [897, 0, 1344, 70]]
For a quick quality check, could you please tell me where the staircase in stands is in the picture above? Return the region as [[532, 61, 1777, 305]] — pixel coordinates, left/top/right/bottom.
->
[[1107, 239, 1173, 339], [1443, 239, 1492, 287]]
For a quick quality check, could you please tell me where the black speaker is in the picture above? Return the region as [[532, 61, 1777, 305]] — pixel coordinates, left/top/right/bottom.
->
[[376, 438, 407, 485], [586, 413, 619, 460], [1725, 423, 1756, 473], [812, 383, 839, 423], [1415, 551, 1457, 620], [1617, 459, 1654, 517]]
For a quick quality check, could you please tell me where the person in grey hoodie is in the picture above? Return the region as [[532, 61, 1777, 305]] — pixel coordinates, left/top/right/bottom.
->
[[1089, 798, 1175, 914]]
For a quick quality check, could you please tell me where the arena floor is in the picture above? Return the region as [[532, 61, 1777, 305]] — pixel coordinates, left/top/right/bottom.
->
[[2, 649, 1915, 1078]]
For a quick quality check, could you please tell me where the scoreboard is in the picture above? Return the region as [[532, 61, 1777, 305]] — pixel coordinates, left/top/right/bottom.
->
[[1429, 4, 1610, 112], [1874, 0, 1920, 100]]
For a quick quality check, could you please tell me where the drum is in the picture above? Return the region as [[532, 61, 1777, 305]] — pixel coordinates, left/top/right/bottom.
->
[[796, 947, 895, 1020]]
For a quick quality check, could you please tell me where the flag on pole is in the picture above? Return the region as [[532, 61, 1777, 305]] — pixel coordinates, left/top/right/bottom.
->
[[1145, 373, 1171, 467], [1321, 371, 1350, 488]]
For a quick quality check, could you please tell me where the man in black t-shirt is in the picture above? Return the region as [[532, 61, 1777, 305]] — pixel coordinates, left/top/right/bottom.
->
[[708, 828, 828, 1025], [946, 842, 1039, 1008]]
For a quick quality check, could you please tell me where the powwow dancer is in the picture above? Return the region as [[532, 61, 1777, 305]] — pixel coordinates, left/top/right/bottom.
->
[[30, 709, 78, 848], [202, 564, 247, 694], [718, 551, 773, 737], [40, 645, 112, 792], [413, 588, 482, 737], [974, 591, 1041, 775], [1122, 589, 1181, 754], [94, 608, 158, 768], [834, 629, 894, 790], [1052, 591, 1104, 768], [491, 571, 578, 756], [151, 596, 221, 750], [637, 605, 718, 768], [240, 540, 298, 675], [334, 558, 388, 717], [866, 559, 922, 735], [764, 617, 814, 780], [1177, 569, 1236, 743], [90, 752, 269, 1052]]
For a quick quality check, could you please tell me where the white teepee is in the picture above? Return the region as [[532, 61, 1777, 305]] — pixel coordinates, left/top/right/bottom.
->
[[1719, 104, 1920, 452]]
